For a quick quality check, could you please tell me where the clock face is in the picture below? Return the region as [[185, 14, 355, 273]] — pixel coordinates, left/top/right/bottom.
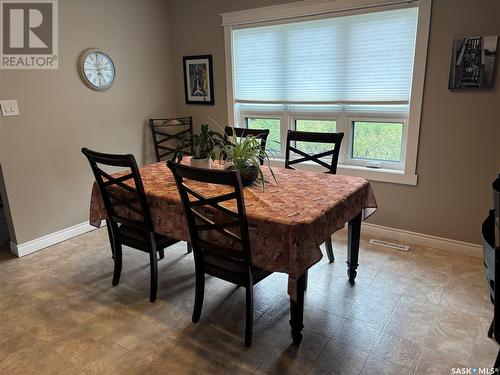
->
[[80, 49, 115, 90]]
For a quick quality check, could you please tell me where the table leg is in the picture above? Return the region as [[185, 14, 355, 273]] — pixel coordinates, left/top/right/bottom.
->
[[289, 270, 307, 345], [346, 212, 362, 283]]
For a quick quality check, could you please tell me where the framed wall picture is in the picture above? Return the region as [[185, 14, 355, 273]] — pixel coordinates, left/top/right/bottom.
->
[[449, 35, 498, 90], [183, 55, 214, 105]]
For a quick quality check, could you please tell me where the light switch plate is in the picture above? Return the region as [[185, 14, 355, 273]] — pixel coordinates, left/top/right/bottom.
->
[[0, 100, 20, 117]]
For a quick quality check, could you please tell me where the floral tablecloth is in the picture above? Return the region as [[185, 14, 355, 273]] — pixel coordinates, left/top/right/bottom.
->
[[89, 161, 377, 300]]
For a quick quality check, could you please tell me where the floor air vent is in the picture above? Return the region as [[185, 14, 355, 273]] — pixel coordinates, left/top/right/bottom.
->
[[369, 239, 410, 251]]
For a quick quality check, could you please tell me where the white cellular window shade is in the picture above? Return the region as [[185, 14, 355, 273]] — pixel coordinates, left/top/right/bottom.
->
[[232, 7, 418, 103]]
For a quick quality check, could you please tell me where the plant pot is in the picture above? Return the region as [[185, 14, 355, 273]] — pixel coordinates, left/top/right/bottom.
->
[[238, 166, 259, 186], [189, 157, 212, 169]]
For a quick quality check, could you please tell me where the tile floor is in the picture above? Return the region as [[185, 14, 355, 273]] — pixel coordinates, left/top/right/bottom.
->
[[0, 227, 496, 374]]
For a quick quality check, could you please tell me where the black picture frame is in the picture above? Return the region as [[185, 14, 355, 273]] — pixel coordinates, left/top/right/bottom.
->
[[449, 35, 498, 90], [183, 55, 214, 105]]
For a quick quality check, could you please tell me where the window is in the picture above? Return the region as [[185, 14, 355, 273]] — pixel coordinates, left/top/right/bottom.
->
[[295, 119, 337, 156], [295, 119, 336, 133], [232, 8, 417, 103], [223, 0, 431, 185], [351, 121, 404, 163], [247, 117, 281, 152]]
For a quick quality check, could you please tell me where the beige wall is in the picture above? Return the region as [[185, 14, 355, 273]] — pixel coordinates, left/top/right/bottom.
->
[[0, 0, 176, 244], [168, 0, 292, 132], [168, 0, 500, 244]]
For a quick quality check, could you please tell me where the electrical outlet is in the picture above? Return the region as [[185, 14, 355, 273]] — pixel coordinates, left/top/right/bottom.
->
[[0, 100, 20, 117]]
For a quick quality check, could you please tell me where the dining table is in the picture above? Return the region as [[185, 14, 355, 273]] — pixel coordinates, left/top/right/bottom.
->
[[89, 159, 377, 344]]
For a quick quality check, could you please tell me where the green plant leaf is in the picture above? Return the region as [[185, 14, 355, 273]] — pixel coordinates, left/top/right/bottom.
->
[[223, 131, 277, 190]]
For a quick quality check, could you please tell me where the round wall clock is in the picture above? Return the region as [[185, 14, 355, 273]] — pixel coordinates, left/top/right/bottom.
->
[[79, 49, 115, 91]]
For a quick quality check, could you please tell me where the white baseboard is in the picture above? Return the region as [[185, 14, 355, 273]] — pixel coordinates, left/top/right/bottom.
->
[[10, 221, 100, 257], [361, 222, 482, 258], [9, 220, 482, 259]]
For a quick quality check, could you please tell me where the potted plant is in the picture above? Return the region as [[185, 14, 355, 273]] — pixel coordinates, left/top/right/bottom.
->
[[172, 123, 226, 168], [223, 129, 276, 190]]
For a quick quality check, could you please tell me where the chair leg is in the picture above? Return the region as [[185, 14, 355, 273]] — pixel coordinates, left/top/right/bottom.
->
[[192, 266, 205, 323], [105, 219, 114, 259], [112, 244, 122, 287], [325, 238, 335, 263], [245, 285, 254, 347], [149, 250, 158, 303], [488, 319, 494, 338], [158, 249, 165, 260], [187, 242, 193, 253]]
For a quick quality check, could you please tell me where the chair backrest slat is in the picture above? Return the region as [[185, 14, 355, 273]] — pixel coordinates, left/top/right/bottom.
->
[[82, 148, 154, 232], [154, 128, 191, 140], [149, 117, 193, 162], [285, 130, 344, 174], [224, 126, 270, 165], [167, 161, 251, 264], [182, 184, 240, 220]]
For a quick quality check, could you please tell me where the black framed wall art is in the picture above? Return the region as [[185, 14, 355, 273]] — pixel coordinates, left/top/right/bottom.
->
[[183, 55, 214, 105], [449, 35, 498, 90]]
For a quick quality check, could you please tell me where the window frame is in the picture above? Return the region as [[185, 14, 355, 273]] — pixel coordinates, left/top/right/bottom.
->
[[240, 110, 408, 171], [292, 115, 339, 132], [346, 116, 408, 171], [223, 0, 432, 186], [241, 112, 284, 155]]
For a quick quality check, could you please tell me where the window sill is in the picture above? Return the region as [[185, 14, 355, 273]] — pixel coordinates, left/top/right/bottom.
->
[[268, 158, 418, 186]]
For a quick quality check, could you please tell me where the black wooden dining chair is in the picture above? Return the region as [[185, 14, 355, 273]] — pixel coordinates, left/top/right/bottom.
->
[[150, 117, 194, 254], [82, 148, 180, 302], [285, 129, 344, 263], [224, 126, 270, 165], [167, 160, 272, 347], [483, 176, 500, 369], [149, 117, 193, 162]]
